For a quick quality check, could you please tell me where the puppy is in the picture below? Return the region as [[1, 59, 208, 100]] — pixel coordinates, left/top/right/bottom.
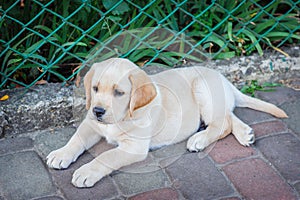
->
[[47, 58, 287, 188]]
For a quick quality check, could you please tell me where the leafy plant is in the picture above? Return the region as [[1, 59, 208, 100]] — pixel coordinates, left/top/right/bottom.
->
[[86, 27, 204, 68], [240, 80, 282, 97], [188, 0, 300, 59]]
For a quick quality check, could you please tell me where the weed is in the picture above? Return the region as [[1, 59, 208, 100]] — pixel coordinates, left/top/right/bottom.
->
[[241, 80, 282, 97]]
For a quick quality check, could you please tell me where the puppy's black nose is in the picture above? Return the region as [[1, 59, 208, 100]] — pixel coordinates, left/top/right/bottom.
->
[[93, 107, 106, 121]]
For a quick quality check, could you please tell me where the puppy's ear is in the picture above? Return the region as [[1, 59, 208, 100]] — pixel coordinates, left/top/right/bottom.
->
[[129, 71, 157, 116], [83, 68, 94, 110]]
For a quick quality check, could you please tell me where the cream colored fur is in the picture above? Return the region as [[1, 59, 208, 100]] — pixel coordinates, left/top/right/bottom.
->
[[47, 58, 287, 188]]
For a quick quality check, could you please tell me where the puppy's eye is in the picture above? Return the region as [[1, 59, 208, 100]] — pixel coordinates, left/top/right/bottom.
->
[[114, 89, 125, 97], [93, 86, 98, 92]]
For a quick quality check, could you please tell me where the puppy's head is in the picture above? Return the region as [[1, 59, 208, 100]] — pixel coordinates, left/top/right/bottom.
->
[[84, 58, 157, 124]]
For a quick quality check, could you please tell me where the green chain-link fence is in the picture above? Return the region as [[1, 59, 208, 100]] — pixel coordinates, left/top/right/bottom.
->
[[1, 0, 299, 90]]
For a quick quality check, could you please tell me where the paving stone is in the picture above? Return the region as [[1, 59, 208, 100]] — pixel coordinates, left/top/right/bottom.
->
[[255, 87, 300, 106], [234, 108, 274, 125], [250, 120, 288, 138], [128, 188, 179, 200], [49, 152, 118, 200], [0, 137, 33, 155], [223, 158, 297, 200], [209, 135, 256, 164], [281, 100, 300, 136], [256, 88, 300, 137], [0, 151, 56, 200], [119, 154, 160, 174], [151, 141, 187, 158], [34, 127, 75, 158], [113, 170, 170, 196], [158, 154, 184, 169], [256, 133, 300, 182], [166, 153, 234, 200], [151, 141, 188, 169], [294, 182, 300, 196], [88, 139, 116, 157], [89, 140, 160, 174], [36, 196, 64, 200], [0, 191, 5, 200]]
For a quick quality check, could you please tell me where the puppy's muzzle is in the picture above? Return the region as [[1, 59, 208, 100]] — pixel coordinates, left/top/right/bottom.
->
[[93, 107, 106, 122]]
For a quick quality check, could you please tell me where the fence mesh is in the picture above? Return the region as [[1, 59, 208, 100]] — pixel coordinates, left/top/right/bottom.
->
[[0, 0, 299, 90]]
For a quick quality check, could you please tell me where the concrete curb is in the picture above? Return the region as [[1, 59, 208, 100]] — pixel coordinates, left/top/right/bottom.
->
[[0, 84, 76, 136]]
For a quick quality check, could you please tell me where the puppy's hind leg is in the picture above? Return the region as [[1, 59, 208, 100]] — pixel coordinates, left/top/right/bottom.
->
[[187, 118, 231, 152], [231, 113, 255, 146], [189, 73, 232, 152]]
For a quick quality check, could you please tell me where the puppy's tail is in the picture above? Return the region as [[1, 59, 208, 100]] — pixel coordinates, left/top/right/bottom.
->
[[233, 87, 288, 118]]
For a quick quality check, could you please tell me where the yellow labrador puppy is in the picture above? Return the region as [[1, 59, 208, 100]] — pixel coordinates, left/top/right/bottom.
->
[[47, 58, 287, 187]]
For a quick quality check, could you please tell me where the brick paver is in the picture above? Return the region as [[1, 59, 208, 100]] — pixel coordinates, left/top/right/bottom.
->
[[281, 100, 300, 137], [36, 197, 64, 200], [209, 135, 256, 164], [49, 152, 119, 200], [295, 182, 300, 195], [250, 120, 288, 138], [234, 107, 274, 125], [128, 188, 179, 200], [255, 87, 300, 105], [223, 158, 297, 200], [113, 170, 170, 196], [0, 151, 56, 200], [256, 133, 300, 182], [0, 87, 299, 199], [166, 154, 234, 200], [0, 137, 33, 155]]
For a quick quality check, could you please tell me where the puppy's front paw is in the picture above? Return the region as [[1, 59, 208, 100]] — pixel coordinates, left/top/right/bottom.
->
[[72, 163, 104, 188], [46, 148, 77, 169]]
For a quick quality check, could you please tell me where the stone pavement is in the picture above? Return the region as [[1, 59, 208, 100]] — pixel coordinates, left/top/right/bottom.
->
[[0, 86, 299, 200]]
